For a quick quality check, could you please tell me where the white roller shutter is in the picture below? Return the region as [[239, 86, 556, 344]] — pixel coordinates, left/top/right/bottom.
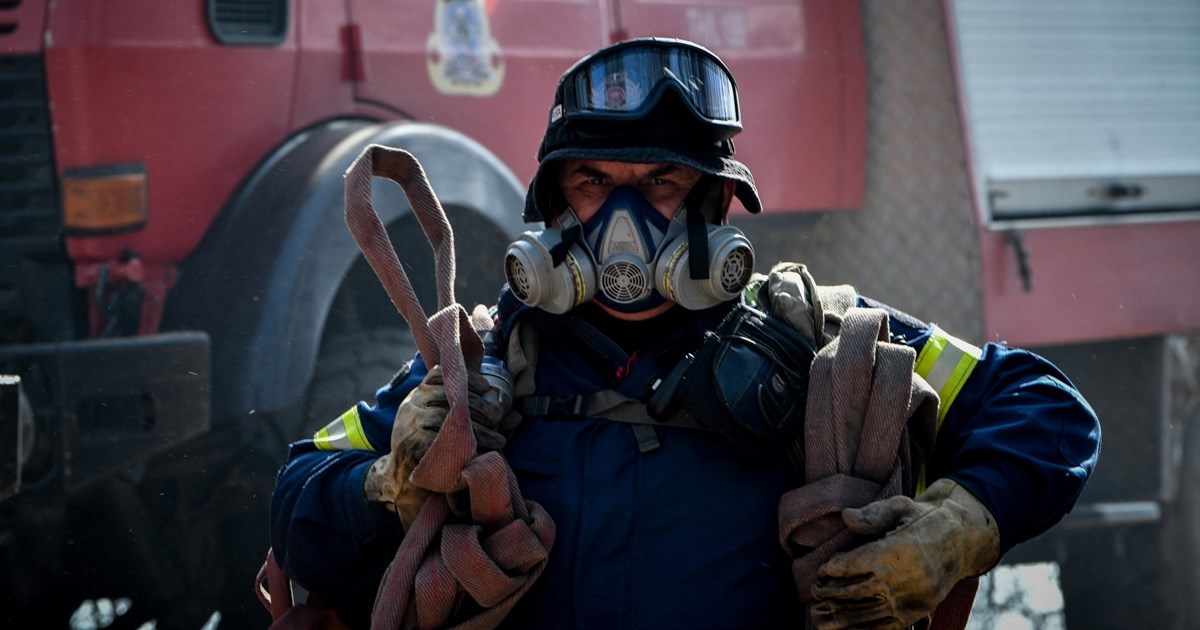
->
[[949, 0, 1200, 226]]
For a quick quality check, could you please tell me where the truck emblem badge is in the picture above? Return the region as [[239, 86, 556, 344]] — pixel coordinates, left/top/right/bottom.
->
[[427, 0, 505, 96], [602, 71, 643, 111]]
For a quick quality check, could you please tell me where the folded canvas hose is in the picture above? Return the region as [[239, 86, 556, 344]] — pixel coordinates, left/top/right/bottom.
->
[[777, 304, 977, 630], [340, 145, 554, 629]]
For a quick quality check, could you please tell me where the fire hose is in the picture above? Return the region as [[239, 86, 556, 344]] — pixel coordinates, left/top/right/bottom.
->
[[252, 144, 558, 630], [342, 145, 555, 630], [778, 303, 977, 630]]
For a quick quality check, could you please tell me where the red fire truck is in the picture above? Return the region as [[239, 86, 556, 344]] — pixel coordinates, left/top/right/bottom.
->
[[1, 0, 1197, 627]]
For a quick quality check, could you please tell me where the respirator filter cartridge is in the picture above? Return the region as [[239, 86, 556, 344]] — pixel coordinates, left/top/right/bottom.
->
[[504, 229, 597, 315], [656, 226, 754, 311]]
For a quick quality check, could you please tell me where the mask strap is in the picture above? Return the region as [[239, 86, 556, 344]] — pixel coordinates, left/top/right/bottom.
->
[[549, 223, 585, 268], [683, 176, 719, 280]]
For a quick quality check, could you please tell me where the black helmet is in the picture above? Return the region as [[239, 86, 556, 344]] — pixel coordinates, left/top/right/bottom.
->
[[523, 37, 763, 223]]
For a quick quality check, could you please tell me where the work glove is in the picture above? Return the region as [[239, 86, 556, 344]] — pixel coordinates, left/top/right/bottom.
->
[[764, 262, 821, 348], [364, 365, 521, 530], [809, 478, 1001, 630]]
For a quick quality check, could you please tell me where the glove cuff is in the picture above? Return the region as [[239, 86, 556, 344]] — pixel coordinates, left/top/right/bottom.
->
[[363, 454, 395, 504], [943, 480, 1002, 578], [363, 453, 429, 531]]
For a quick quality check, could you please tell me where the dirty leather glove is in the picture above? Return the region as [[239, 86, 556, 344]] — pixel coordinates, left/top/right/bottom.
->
[[765, 262, 821, 347], [809, 478, 1001, 630], [364, 365, 521, 530]]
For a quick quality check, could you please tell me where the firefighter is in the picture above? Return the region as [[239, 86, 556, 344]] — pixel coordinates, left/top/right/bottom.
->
[[270, 38, 1100, 629]]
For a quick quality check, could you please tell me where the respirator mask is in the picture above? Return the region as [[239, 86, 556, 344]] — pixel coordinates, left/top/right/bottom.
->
[[504, 182, 754, 315]]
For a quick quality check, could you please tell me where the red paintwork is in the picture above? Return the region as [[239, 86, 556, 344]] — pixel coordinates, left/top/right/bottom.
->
[[27, 0, 1194, 346], [46, 0, 298, 265], [1, 0, 46, 54], [348, 0, 609, 201], [614, 0, 867, 213], [351, 1, 866, 215], [74, 259, 178, 336], [46, 0, 863, 265], [36, 0, 863, 335], [979, 223, 1200, 347]]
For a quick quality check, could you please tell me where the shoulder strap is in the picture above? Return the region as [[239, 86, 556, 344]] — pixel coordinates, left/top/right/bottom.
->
[[520, 389, 706, 429], [509, 312, 709, 453], [505, 317, 540, 398], [518, 388, 708, 455]]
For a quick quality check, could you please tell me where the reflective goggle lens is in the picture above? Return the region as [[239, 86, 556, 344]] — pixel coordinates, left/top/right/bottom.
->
[[566, 43, 739, 125]]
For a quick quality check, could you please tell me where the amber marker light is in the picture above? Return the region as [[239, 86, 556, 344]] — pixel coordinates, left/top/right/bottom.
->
[[61, 164, 148, 234]]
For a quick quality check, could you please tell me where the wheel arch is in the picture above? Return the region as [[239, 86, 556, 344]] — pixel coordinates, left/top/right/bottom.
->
[[165, 119, 527, 421]]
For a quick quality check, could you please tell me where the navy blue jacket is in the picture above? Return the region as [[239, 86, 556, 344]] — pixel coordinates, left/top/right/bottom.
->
[[270, 291, 1100, 629]]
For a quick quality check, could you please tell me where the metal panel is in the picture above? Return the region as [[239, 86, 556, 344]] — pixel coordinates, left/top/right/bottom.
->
[[991, 175, 1200, 220], [0, 332, 211, 489], [737, 0, 983, 341], [950, 0, 1200, 224], [0, 56, 59, 243]]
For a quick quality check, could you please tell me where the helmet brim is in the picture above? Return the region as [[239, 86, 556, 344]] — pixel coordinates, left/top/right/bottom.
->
[[523, 144, 762, 223]]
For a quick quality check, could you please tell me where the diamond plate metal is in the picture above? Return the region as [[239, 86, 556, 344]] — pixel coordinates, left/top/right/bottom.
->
[[736, 0, 984, 342]]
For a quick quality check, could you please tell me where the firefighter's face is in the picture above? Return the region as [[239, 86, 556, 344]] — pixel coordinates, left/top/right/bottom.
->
[[553, 159, 735, 322], [556, 160, 703, 226]]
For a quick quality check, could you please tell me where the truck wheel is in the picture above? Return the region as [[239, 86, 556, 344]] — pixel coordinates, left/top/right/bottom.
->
[[303, 327, 417, 438], [182, 328, 415, 627], [1169, 410, 1200, 628]]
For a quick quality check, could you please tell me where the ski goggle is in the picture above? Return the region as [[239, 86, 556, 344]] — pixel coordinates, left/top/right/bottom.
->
[[554, 39, 741, 138]]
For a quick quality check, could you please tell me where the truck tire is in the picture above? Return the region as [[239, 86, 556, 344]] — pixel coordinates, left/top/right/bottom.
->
[[168, 328, 415, 627], [149, 327, 415, 628], [303, 328, 417, 439]]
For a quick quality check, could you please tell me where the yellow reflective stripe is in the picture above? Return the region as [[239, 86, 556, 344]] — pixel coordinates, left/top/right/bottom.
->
[[914, 326, 983, 424], [311, 406, 375, 452], [312, 425, 339, 451], [914, 326, 983, 496]]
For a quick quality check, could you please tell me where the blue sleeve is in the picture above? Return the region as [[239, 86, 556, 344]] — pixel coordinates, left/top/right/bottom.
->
[[861, 297, 1101, 554], [928, 341, 1101, 554], [268, 356, 429, 602]]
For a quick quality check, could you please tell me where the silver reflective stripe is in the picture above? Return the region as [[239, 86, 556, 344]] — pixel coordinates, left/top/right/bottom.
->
[[914, 326, 983, 494], [914, 325, 984, 424], [312, 406, 376, 452]]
